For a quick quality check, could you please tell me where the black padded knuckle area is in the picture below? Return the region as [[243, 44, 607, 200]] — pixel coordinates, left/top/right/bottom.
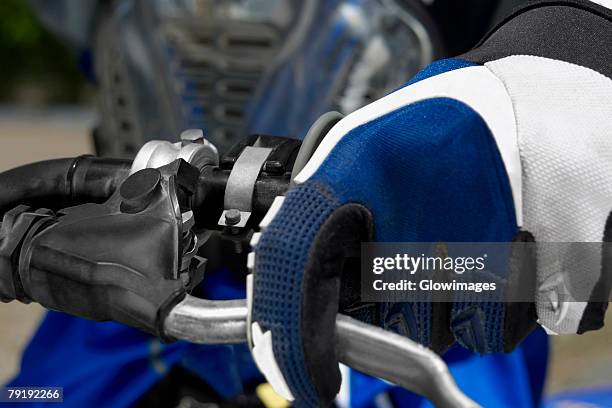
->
[[300, 203, 373, 406]]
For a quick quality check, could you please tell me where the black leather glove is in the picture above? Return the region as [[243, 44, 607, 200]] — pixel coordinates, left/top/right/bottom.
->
[[0, 159, 205, 339]]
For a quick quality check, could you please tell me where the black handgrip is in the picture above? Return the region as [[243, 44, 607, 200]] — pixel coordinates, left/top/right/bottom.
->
[[21, 211, 191, 337], [0, 156, 131, 216]]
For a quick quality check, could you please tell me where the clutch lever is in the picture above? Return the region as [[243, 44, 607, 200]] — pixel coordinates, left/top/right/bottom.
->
[[164, 295, 479, 408]]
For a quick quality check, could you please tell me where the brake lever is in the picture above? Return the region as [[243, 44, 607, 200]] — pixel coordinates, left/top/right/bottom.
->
[[164, 295, 479, 408]]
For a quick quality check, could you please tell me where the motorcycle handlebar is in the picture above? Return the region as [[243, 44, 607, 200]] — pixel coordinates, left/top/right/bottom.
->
[[0, 153, 291, 231], [164, 295, 479, 408], [0, 137, 478, 407]]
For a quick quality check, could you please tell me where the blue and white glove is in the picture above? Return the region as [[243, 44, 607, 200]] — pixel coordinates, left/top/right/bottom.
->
[[249, 0, 612, 406]]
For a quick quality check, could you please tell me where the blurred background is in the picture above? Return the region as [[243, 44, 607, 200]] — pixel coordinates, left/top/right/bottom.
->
[[0, 0, 610, 404]]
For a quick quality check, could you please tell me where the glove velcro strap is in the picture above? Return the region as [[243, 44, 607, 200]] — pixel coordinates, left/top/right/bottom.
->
[[450, 231, 538, 353], [300, 202, 373, 406]]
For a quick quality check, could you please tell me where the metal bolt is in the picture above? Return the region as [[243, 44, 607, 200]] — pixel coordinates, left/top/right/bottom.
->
[[180, 129, 204, 146], [225, 209, 242, 226]]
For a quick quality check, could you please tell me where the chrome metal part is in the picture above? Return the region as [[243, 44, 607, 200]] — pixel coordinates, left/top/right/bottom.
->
[[131, 130, 219, 173], [164, 295, 248, 344], [218, 209, 251, 228], [335, 314, 480, 408], [163, 296, 478, 407], [181, 210, 195, 230], [223, 146, 272, 213], [180, 129, 205, 145], [224, 209, 242, 225]]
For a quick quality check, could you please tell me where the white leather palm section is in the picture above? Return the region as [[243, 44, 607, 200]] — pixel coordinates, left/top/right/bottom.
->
[[486, 55, 612, 334]]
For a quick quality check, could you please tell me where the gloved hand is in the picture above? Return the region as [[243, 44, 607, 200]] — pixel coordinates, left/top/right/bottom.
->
[[248, 0, 612, 406], [0, 159, 205, 339]]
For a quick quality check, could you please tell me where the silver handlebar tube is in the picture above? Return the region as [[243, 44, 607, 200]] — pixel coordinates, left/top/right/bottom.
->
[[164, 296, 248, 344], [335, 314, 479, 408], [164, 295, 479, 408]]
